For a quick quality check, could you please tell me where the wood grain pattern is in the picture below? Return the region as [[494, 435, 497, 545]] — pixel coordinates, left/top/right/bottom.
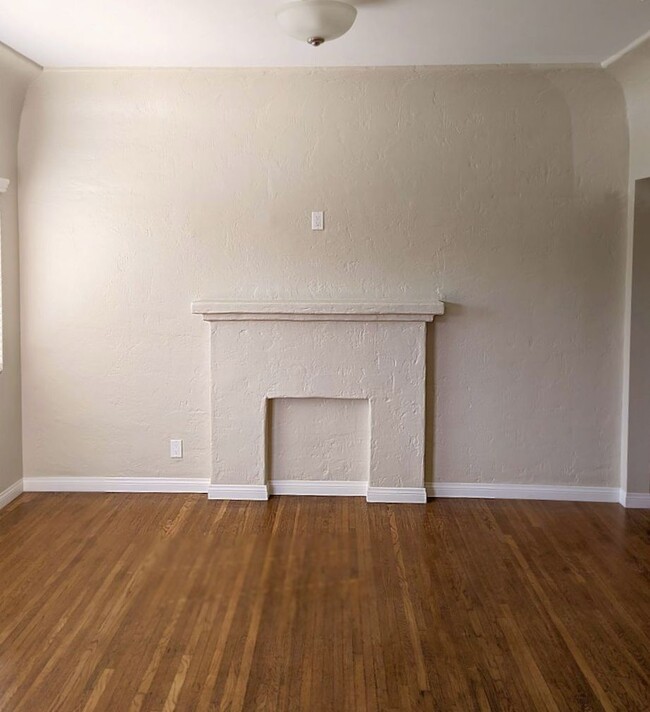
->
[[0, 493, 648, 711]]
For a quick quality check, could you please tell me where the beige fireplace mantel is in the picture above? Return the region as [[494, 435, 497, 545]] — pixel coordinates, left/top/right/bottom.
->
[[194, 300, 443, 503], [192, 301, 445, 322]]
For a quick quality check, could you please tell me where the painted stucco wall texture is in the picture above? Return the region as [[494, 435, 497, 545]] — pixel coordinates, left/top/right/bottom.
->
[[608, 38, 650, 496], [0, 43, 39, 493], [629, 180, 650, 495], [270, 398, 370, 483], [209, 319, 426, 488], [608, 38, 650, 181], [18, 67, 628, 486]]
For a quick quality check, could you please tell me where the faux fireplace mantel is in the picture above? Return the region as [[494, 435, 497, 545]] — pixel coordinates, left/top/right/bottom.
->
[[192, 301, 445, 321], [193, 300, 444, 503]]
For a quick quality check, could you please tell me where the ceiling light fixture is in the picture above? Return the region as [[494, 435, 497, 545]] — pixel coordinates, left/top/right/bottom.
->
[[275, 0, 357, 47]]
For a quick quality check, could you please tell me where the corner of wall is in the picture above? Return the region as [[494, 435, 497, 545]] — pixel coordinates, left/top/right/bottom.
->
[[0, 41, 41, 498]]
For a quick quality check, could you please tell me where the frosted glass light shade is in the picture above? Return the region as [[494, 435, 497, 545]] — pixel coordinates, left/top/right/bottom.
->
[[275, 0, 357, 46]]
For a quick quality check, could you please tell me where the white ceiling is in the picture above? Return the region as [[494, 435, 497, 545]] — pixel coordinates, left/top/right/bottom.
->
[[1, 0, 649, 68]]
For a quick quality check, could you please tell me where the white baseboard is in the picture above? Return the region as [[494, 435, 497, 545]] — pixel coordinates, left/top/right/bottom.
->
[[269, 480, 367, 497], [23, 477, 210, 493], [367, 486, 427, 504], [623, 492, 650, 509], [426, 482, 622, 504], [17, 477, 643, 508], [207, 484, 269, 501], [0, 479, 23, 510]]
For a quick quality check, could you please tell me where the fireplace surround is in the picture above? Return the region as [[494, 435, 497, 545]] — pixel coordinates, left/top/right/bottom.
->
[[193, 301, 444, 503]]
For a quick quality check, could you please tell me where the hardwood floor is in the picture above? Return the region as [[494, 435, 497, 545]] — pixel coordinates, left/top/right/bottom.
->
[[0, 493, 648, 711]]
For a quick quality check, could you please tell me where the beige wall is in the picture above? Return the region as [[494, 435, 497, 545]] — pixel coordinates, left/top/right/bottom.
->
[[628, 179, 650, 495], [0, 43, 39, 493], [608, 39, 650, 181], [18, 66, 628, 486], [609, 39, 650, 497]]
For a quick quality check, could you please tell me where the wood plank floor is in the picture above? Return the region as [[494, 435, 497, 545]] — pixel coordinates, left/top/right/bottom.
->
[[0, 494, 648, 711]]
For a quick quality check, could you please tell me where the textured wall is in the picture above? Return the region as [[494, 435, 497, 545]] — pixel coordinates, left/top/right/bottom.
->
[[18, 66, 628, 486], [608, 39, 650, 497], [270, 398, 370, 482], [208, 318, 426, 489], [628, 180, 650, 495], [0, 43, 39, 493], [608, 39, 650, 181]]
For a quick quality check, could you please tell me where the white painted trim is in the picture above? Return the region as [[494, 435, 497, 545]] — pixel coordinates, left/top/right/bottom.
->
[[269, 480, 367, 497], [23, 477, 210, 493], [207, 484, 269, 500], [0, 479, 23, 509], [623, 492, 650, 509], [17, 477, 641, 507], [0, 178, 9, 193], [366, 486, 427, 504], [426, 482, 622, 503], [192, 300, 444, 322], [602, 29, 650, 68]]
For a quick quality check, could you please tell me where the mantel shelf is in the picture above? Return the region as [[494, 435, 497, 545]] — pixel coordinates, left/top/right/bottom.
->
[[192, 301, 445, 322]]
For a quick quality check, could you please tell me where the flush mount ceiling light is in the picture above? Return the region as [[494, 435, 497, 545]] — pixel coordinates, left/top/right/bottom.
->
[[275, 0, 357, 47]]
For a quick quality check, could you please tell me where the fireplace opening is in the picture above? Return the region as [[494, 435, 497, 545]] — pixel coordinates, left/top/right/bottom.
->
[[268, 397, 370, 483]]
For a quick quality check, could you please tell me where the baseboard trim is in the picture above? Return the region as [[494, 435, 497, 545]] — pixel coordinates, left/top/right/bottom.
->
[[17, 477, 639, 507], [623, 492, 650, 509], [207, 484, 269, 501], [367, 486, 427, 504], [0, 479, 23, 510], [426, 482, 622, 504], [269, 480, 367, 497], [23, 477, 210, 494]]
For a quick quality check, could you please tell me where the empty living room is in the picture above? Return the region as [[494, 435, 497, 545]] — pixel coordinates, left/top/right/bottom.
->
[[0, 1, 649, 710]]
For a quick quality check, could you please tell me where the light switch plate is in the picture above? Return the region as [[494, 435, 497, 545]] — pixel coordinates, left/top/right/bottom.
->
[[170, 439, 183, 458], [311, 211, 324, 230]]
